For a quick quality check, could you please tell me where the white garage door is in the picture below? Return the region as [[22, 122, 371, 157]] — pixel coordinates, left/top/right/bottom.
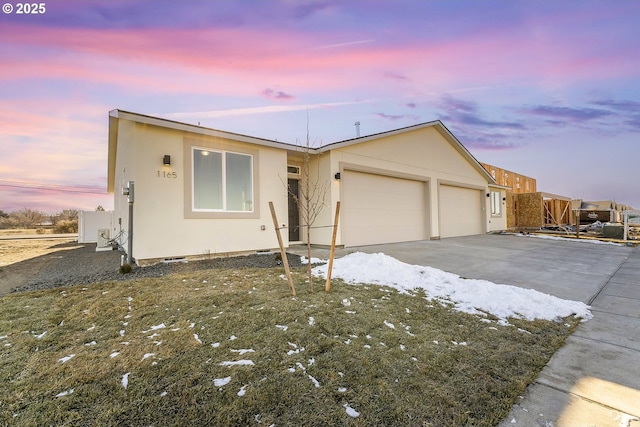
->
[[342, 171, 426, 246], [439, 185, 483, 238]]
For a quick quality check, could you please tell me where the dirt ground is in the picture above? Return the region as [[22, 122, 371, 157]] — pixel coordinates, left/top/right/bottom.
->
[[0, 237, 79, 296]]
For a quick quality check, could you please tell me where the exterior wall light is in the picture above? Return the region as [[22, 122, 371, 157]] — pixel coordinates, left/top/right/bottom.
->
[[163, 155, 171, 166], [334, 172, 341, 180], [486, 193, 490, 197]]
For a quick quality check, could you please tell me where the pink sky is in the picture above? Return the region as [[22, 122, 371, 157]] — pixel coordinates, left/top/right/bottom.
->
[[1, 0, 639, 213]]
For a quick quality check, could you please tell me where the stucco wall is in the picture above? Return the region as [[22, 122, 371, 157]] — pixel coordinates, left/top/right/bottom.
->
[[322, 126, 503, 243], [113, 120, 288, 263]]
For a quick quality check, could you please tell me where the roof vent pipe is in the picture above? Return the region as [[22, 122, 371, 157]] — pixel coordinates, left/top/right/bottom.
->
[[355, 121, 360, 137]]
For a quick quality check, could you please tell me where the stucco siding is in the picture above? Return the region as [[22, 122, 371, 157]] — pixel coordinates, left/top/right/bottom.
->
[[327, 126, 493, 242], [113, 121, 287, 262]]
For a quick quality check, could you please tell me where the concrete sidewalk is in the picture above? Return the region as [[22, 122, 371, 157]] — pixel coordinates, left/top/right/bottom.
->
[[290, 234, 640, 426]]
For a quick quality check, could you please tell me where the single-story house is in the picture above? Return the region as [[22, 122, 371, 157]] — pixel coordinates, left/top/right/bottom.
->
[[107, 110, 507, 265]]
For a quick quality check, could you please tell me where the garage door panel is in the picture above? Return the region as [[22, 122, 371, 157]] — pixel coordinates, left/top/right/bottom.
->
[[342, 171, 426, 246], [440, 185, 483, 238]]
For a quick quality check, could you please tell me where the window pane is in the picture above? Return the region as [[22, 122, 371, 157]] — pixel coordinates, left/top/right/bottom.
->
[[193, 149, 222, 210], [491, 192, 501, 215], [226, 152, 253, 211]]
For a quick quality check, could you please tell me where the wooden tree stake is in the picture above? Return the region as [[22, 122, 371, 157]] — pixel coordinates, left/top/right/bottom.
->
[[269, 201, 296, 296], [325, 201, 341, 292]]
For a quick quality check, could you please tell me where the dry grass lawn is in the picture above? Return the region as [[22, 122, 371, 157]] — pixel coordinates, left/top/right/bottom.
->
[[0, 263, 581, 426]]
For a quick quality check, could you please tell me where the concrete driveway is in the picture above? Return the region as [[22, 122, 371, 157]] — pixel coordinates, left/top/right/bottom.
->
[[290, 234, 640, 426]]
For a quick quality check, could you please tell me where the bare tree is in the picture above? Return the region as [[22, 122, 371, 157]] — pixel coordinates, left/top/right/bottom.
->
[[288, 124, 329, 291], [51, 209, 79, 225], [61, 209, 78, 221], [11, 208, 46, 228]]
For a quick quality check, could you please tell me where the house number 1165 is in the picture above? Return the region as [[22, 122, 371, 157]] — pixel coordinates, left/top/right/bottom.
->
[[157, 171, 177, 178]]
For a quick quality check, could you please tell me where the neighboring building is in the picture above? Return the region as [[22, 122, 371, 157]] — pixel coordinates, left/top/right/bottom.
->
[[575, 200, 635, 224], [480, 163, 536, 194], [481, 162, 574, 229], [108, 110, 506, 265], [511, 192, 573, 229]]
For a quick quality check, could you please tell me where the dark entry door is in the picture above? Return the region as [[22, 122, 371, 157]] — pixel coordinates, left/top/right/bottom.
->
[[288, 179, 300, 241]]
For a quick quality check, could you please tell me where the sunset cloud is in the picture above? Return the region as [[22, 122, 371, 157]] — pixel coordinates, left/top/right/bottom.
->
[[262, 89, 295, 100], [1, 0, 639, 211]]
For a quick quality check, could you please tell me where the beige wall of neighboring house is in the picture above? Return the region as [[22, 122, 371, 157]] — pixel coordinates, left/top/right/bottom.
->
[[108, 110, 506, 264]]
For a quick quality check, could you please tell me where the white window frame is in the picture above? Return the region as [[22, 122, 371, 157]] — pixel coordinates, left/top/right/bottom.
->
[[490, 191, 502, 216], [191, 147, 254, 213]]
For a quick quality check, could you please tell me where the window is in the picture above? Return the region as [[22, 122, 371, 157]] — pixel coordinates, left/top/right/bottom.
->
[[287, 165, 300, 175], [192, 148, 253, 212], [490, 191, 502, 216]]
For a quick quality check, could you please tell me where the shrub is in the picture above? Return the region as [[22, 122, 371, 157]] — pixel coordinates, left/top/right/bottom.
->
[[54, 219, 78, 234], [35, 228, 46, 234]]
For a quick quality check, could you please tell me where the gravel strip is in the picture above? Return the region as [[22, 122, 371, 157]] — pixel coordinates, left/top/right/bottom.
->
[[11, 244, 302, 294]]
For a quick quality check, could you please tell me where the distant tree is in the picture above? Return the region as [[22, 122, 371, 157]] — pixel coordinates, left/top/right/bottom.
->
[[0, 210, 17, 229], [11, 208, 47, 228], [95, 205, 105, 211], [61, 209, 78, 221], [52, 209, 78, 224]]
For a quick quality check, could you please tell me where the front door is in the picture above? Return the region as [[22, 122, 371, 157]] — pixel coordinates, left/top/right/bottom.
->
[[288, 179, 300, 241]]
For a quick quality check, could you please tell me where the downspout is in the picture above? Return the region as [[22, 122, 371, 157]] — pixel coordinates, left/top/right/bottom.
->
[[123, 181, 134, 265]]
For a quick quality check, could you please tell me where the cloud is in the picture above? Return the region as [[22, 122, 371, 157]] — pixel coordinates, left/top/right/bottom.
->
[[262, 89, 295, 100], [453, 130, 524, 151], [624, 116, 640, 130], [591, 98, 640, 111], [161, 100, 371, 119], [286, 0, 335, 20], [314, 39, 374, 49], [526, 105, 612, 122], [375, 112, 419, 121], [449, 113, 525, 130], [437, 95, 477, 113], [433, 95, 525, 150], [437, 96, 524, 130], [406, 102, 416, 109], [384, 72, 408, 81]]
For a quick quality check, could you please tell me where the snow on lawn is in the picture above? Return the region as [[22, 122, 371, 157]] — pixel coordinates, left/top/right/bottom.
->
[[300, 256, 328, 265], [312, 252, 592, 322]]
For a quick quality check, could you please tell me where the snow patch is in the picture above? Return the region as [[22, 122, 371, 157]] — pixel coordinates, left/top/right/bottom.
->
[[238, 385, 248, 396], [214, 376, 231, 387], [312, 252, 592, 322], [122, 372, 130, 389], [344, 404, 360, 418], [58, 354, 75, 363], [142, 323, 166, 333], [308, 375, 320, 388], [55, 388, 74, 398], [300, 256, 327, 264]]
